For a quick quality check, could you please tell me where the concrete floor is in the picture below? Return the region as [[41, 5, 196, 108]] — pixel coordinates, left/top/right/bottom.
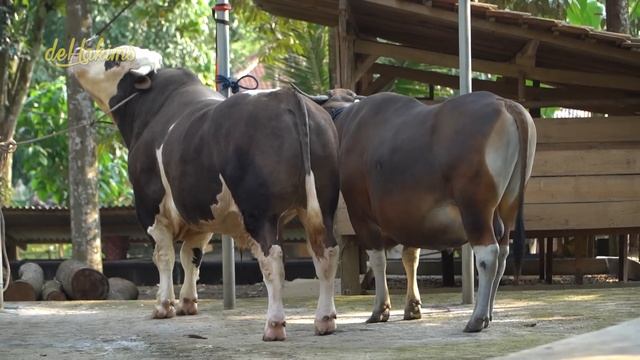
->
[[0, 285, 639, 359]]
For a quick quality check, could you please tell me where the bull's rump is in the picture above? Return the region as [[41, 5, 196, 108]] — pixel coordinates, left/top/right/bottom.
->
[[161, 89, 338, 231], [338, 91, 519, 249]]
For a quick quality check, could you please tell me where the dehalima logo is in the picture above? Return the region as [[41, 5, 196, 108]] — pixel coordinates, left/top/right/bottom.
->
[[44, 37, 136, 68]]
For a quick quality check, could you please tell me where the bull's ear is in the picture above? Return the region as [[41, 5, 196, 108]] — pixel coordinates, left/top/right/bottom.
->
[[134, 75, 152, 90]]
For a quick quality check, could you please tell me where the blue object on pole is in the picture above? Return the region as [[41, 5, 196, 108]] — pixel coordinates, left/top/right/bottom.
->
[[215, 74, 259, 94]]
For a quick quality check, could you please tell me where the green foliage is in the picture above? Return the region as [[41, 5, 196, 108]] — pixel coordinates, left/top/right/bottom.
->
[[268, 24, 329, 94], [12, 77, 131, 207], [631, 0, 640, 36], [12, 78, 69, 205], [565, 0, 605, 29]]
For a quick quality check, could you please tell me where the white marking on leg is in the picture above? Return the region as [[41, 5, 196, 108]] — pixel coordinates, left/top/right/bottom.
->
[[366, 249, 390, 322], [402, 246, 422, 320], [489, 245, 509, 319], [311, 245, 339, 334], [250, 241, 286, 341], [468, 244, 499, 330], [147, 219, 176, 318], [177, 233, 211, 315]]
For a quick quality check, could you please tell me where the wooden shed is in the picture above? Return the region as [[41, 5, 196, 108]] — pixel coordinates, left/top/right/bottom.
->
[[254, 0, 640, 292]]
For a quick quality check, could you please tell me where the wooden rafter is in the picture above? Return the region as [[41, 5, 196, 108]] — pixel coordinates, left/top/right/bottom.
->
[[355, 39, 640, 92], [362, 0, 640, 66]]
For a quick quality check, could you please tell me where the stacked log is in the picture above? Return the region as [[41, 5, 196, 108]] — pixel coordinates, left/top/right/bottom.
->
[[3, 262, 44, 301], [42, 280, 67, 301], [55, 259, 109, 300], [107, 277, 139, 300]]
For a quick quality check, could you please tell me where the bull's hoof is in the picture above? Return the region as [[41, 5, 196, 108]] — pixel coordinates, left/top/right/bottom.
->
[[176, 298, 198, 316], [403, 299, 422, 320], [366, 304, 390, 323], [315, 313, 337, 335], [463, 316, 489, 333], [152, 300, 176, 319], [263, 320, 287, 341]]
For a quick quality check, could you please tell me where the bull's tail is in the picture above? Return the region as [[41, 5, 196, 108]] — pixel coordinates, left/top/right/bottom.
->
[[294, 91, 326, 257], [503, 99, 531, 285]]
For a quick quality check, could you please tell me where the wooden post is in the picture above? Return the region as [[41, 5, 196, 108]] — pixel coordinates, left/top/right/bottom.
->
[[337, 0, 355, 89], [55, 259, 109, 300], [545, 237, 553, 284], [538, 238, 545, 281], [618, 234, 629, 282], [574, 235, 589, 285], [339, 235, 361, 295]]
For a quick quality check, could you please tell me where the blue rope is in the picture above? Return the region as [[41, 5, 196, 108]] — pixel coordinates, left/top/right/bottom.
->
[[216, 74, 259, 94]]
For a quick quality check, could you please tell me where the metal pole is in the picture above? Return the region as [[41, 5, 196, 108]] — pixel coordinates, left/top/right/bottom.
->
[[458, 0, 474, 305], [215, 0, 236, 310]]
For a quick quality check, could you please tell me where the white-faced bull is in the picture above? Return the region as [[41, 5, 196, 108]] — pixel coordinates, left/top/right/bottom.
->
[[311, 89, 536, 332], [69, 46, 340, 341]]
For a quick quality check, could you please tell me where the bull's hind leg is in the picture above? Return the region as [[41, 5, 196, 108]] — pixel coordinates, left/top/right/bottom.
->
[[298, 209, 339, 336], [366, 249, 391, 323], [460, 207, 499, 333], [309, 243, 339, 335], [488, 237, 509, 323], [248, 217, 287, 341], [176, 232, 212, 316], [489, 204, 519, 323], [402, 246, 422, 320], [148, 219, 177, 319]]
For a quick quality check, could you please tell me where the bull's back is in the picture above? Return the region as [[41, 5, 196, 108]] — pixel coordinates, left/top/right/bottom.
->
[[164, 89, 337, 229], [339, 91, 516, 249]]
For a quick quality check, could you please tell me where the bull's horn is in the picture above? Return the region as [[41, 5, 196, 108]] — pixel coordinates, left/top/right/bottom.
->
[[130, 65, 153, 76]]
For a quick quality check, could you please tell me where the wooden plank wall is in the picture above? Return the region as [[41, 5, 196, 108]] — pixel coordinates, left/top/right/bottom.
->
[[336, 116, 640, 235]]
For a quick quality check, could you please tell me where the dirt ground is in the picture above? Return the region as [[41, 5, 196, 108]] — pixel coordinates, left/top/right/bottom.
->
[[1, 285, 639, 360]]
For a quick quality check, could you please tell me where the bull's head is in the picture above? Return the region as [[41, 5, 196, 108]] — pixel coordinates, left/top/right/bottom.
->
[[68, 45, 162, 112]]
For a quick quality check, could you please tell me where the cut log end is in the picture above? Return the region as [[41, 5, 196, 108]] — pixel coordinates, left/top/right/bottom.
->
[[56, 259, 109, 300], [3, 281, 38, 301], [42, 280, 67, 301], [70, 268, 110, 300]]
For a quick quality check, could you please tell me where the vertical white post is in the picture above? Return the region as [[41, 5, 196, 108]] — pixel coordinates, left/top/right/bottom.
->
[[458, 0, 474, 305], [215, 0, 236, 310]]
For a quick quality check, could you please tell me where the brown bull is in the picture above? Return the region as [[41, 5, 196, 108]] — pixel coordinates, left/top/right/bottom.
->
[[312, 90, 536, 332]]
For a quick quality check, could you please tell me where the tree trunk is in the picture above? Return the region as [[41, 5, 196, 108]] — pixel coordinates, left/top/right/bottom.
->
[[66, 0, 102, 272], [606, 0, 630, 34], [0, 1, 49, 202], [55, 259, 109, 300], [107, 277, 139, 300], [3, 262, 44, 301], [42, 280, 67, 301]]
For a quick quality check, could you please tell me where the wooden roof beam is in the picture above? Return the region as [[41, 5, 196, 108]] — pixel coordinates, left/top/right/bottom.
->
[[355, 39, 640, 91], [514, 39, 539, 68], [352, 55, 379, 84], [362, 0, 640, 67]]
